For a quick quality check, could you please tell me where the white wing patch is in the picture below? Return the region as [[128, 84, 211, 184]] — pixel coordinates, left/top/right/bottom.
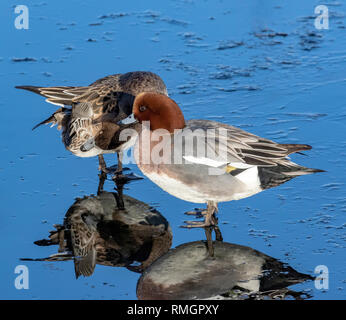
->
[[183, 155, 227, 167], [183, 155, 254, 170], [44, 98, 65, 107], [228, 162, 254, 169]]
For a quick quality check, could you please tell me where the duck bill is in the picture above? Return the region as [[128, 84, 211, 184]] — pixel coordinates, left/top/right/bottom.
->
[[119, 113, 138, 125], [80, 138, 95, 152]]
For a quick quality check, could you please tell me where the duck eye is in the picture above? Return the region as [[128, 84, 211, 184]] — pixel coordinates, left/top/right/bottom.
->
[[139, 105, 147, 112]]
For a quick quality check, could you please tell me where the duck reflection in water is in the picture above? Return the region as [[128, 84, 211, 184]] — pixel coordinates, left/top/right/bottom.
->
[[137, 240, 314, 300], [23, 177, 313, 299], [22, 181, 172, 277]]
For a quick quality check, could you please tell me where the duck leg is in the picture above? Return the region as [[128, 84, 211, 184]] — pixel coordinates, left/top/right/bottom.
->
[[117, 151, 123, 173], [182, 201, 218, 228], [204, 224, 223, 257], [112, 151, 127, 182], [98, 154, 109, 173], [204, 226, 214, 257], [114, 178, 125, 210], [99, 153, 140, 184], [97, 155, 109, 193], [97, 171, 107, 195], [112, 151, 143, 184], [113, 151, 126, 180], [203, 202, 223, 257], [214, 225, 223, 242], [98, 153, 125, 175], [182, 202, 222, 257]]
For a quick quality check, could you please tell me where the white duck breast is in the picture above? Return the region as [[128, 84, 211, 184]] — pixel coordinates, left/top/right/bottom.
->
[[142, 163, 263, 204]]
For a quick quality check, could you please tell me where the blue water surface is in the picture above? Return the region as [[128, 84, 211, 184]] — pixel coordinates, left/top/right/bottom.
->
[[0, 0, 345, 299]]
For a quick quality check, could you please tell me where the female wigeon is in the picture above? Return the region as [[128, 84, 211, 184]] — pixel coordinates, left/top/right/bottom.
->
[[23, 189, 172, 278], [132, 92, 324, 228], [16, 71, 168, 178]]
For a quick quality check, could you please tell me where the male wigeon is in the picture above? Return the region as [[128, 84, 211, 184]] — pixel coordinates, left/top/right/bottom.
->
[[137, 240, 313, 300], [132, 92, 324, 228], [16, 71, 168, 178]]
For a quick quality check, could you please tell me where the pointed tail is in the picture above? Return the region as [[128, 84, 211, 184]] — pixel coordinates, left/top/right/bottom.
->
[[280, 143, 312, 155], [32, 107, 70, 131], [282, 167, 326, 176], [15, 85, 77, 106], [15, 85, 43, 95]]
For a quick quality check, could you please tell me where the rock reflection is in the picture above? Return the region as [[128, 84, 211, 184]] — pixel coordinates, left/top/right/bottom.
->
[[137, 241, 313, 300], [22, 190, 172, 277]]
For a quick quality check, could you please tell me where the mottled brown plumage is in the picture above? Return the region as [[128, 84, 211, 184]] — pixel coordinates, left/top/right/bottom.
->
[[23, 191, 172, 278], [16, 71, 168, 172]]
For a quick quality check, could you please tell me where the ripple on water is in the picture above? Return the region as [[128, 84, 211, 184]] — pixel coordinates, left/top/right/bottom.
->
[[12, 57, 37, 62], [217, 40, 244, 50]]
